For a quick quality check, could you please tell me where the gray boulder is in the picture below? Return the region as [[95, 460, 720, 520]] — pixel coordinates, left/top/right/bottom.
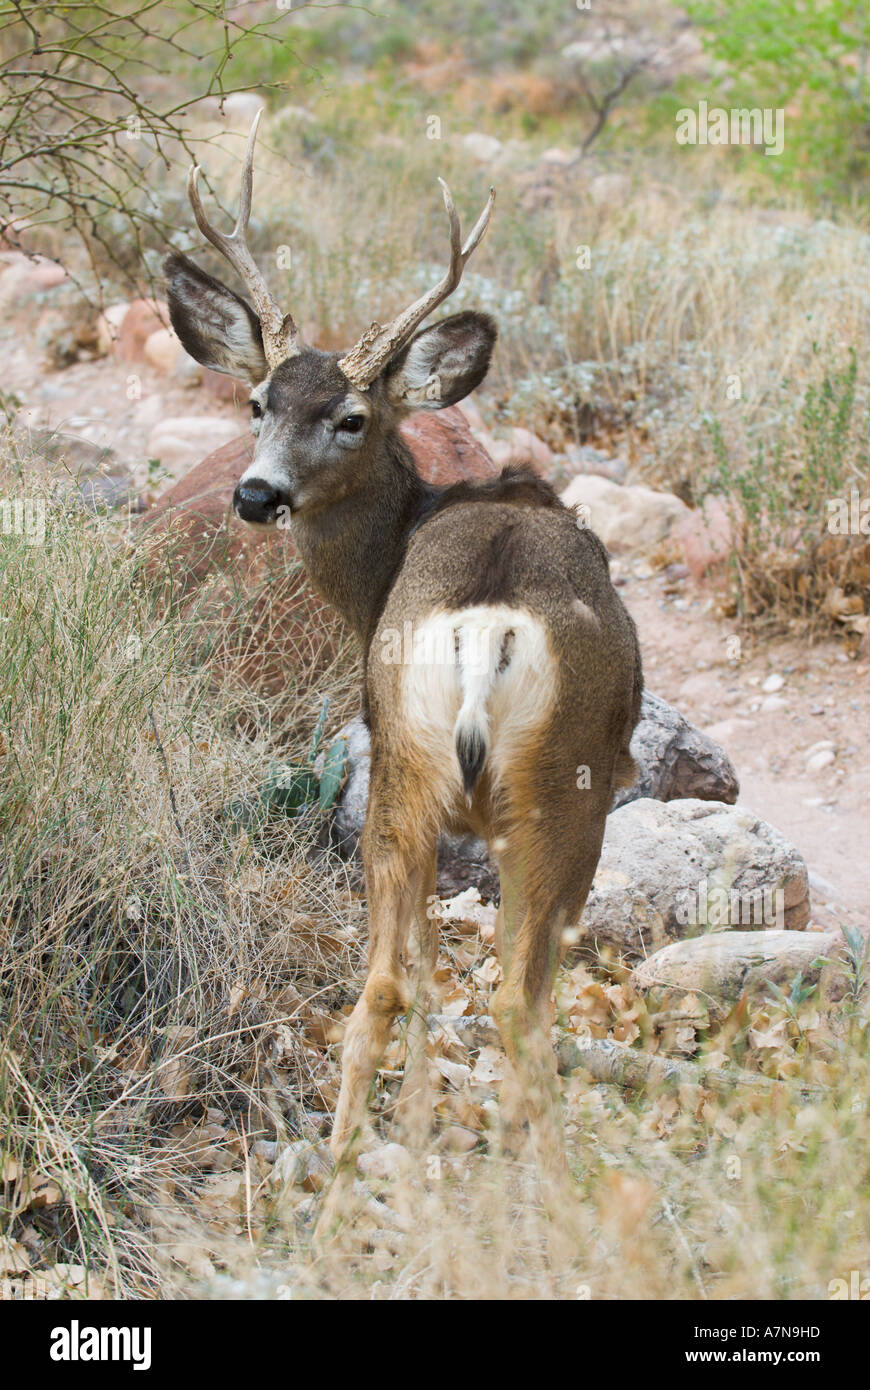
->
[[614, 690, 739, 808], [575, 798, 811, 961], [631, 928, 843, 1016], [14, 428, 134, 512]]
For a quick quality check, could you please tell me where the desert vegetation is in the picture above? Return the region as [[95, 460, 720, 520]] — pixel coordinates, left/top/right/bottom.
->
[[0, 0, 868, 1303]]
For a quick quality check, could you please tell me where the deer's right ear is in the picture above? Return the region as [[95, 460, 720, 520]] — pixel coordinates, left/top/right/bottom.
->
[[163, 252, 269, 383]]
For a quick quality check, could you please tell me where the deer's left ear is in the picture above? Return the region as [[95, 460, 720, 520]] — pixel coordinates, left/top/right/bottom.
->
[[384, 311, 496, 411]]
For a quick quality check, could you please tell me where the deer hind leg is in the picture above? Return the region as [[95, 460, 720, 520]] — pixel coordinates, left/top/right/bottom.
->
[[490, 809, 606, 1220], [392, 847, 437, 1148], [490, 892, 570, 1211]]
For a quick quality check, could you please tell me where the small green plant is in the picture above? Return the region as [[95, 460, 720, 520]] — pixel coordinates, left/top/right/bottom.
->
[[704, 347, 870, 627], [826, 925, 870, 1013], [226, 696, 349, 836]]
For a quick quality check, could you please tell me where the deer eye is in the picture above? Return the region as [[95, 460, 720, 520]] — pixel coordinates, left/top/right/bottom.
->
[[338, 413, 365, 434], [250, 400, 262, 419]]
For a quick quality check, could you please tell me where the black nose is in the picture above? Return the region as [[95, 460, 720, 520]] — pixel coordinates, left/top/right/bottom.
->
[[233, 479, 282, 525]]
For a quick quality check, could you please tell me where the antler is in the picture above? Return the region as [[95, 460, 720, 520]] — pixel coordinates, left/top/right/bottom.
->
[[338, 179, 495, 390], [187, 110, 302, 369]]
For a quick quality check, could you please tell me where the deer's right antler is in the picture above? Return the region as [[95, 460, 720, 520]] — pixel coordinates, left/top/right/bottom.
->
[[338, 179, 495, 391], [187, 110, 302, 369]]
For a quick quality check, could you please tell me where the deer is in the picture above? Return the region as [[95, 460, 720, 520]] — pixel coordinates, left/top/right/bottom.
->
[[164, 113, 643, 1234]]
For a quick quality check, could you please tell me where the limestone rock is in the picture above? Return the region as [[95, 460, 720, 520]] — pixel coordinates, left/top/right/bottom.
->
[[578, 798, 811, 960], [560, 474, 689, 553]]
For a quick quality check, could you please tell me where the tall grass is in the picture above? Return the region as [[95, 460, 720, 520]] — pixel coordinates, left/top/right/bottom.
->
[[0, 458, 360, 1295]]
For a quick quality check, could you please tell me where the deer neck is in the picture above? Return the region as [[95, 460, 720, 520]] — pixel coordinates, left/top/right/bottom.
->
[[289, 436, 429, 643]]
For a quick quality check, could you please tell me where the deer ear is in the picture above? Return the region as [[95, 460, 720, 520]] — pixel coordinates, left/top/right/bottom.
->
[[384, 311, 496, 411], [163, 252, 269, 383]]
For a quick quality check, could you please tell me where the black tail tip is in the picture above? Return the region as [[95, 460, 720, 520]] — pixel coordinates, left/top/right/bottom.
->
[[456, 728, 487, 798]]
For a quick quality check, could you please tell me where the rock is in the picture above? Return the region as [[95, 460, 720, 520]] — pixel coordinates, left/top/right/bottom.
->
[[331, 719, 501, 896], [762, 673, 785, 694], [30, 261, 66, 290], [632, 929, 843, 1014], [131, 394, 164, 429], [804, 740, 835, 758], [36, 289, 101, 367], [397, 408, 498, 485], [436, 834, 500, 899], [613, 690, 739, 808], [274, 1140, 332, 1193], [330, 692, 738, 896], [357, 1143, 412, 1181], [563, 444, 627, 483], [115, 298, 169, 362], [0, 253, 66, 305], [560, 474, 689, 553], [761, 695, 787, 713], [504, 427, 553, 469], [330, 715, 372, 854], [144, 327, 181, 374], [218, 92, 266, 123], [439, 1126, 479, 1153], [539, 146, 579, 168], [454, 397, 485, 433], [677, 495, 734, 579], [806, 749, 835, 774], [488, 427, 552, 470], [462, 132, 503, 164], [14, 428, 134, 512], [577, 798, 811, 960], [95, 303, 129, 356], [146, 416, 242, 475]]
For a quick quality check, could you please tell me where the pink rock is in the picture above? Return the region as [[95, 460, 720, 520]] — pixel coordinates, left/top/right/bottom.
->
[[508, 426, 552, 468], [0, 253, 66, 301], [144, 327, 181, 374], [29, 261, 66, 290], [96, 303, 129, 356], [489, 439, 513, 468], [116, 298, 169, 362], [677, 495, 735, 580], [455, 396, 485, 432], [139, 406, 498, 695], [200, 368, 249, 404]]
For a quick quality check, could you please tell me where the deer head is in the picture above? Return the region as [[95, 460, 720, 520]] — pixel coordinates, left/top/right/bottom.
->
[[164, 113, 496, 529]]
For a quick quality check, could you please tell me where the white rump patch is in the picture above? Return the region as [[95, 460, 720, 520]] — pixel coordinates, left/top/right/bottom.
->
[[400, 604, 557, 808]]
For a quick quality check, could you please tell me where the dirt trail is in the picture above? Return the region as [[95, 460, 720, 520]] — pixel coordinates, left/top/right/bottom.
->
[[619, 564, 870, 934]]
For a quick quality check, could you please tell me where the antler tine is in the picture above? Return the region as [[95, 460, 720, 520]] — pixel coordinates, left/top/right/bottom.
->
[[338, 181, 495, 391], [186, 110, 302, 368]]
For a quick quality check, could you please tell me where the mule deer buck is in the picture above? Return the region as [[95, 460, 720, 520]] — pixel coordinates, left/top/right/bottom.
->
[[165, 114, 643, 1228]]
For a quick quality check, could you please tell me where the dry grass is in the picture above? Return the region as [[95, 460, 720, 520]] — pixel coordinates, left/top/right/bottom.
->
[[0, 452, 363, 1296]]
